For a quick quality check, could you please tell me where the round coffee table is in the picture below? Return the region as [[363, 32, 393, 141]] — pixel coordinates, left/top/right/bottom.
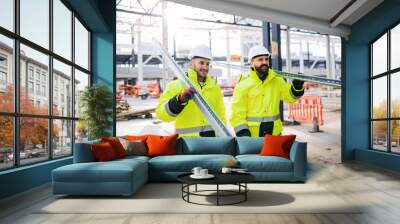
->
[[177, 172, 255, 206]]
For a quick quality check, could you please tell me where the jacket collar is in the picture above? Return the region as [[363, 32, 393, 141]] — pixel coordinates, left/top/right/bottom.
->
[[248, 67, 276, 84]]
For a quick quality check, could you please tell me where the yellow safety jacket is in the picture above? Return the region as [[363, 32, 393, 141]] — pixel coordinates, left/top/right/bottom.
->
[[230, 68, 302, 137], [156, 68, 226, 137]]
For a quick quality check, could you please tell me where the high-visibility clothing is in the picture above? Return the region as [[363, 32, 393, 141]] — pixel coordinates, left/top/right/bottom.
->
[[230, 68, 303, 137], [156, 68, 226, 137]]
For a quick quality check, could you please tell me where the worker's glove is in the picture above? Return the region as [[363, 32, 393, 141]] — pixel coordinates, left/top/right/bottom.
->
[[292, 79, 304, 90], [236, 129, 251, 137], [178, 87, 195, 104]]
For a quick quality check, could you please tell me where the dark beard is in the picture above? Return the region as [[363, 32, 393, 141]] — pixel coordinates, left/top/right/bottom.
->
[[254, 64, 269, 81]]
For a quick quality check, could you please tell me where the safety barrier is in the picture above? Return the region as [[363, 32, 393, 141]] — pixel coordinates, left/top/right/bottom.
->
[[288, 96, 324, 127], [117, 83, 161, 98]]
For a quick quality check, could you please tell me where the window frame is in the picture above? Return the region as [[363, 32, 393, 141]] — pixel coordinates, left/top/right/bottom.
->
[[370, 20, 400, 154], [0, 0, 92, 171]]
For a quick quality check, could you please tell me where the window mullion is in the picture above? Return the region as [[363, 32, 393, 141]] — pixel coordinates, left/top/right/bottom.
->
[[49, 0, 54, 160]]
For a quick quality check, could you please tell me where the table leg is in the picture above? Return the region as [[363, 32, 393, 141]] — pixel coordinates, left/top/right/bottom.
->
[[217, 184, 219, 206], [245, 183, 247, 201]]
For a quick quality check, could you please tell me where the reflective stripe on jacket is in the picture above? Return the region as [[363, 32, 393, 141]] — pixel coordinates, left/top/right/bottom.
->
[[230, 68, 302, 137]]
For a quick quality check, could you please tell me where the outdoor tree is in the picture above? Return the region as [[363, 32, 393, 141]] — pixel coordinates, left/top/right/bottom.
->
[[0, 85, 59, 152]]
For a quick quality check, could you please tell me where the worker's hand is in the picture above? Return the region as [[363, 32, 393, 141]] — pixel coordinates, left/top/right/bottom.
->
[[292, 79, 304, 90], [236, 129, 251, 137], [178, 87, 195, 104]]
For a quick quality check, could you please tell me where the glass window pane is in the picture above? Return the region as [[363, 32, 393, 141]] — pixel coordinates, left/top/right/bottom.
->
[[20, 44, 49, 115], [75, 120, 88, 143], [391, 72, 400, 118], [53, 0, 72, 60], [20, 0, 49, 49], [74, 69, 89, 118], [20, 117, 49, 165], [372, 121, 388, 151], [372, 33, 387, 76], [0, 116, 14, 170], [74, 18, 89, 70], [0, 35, 14, 112], [391, 120, 400, 153], [53, 119, 72, 158], [53, 59, 72, 117], [391, 24, 400, 70], [0, 0, 14, 31], [372, 77, 387, 119]]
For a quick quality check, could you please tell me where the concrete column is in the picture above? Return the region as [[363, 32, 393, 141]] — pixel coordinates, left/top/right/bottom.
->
[[326, 35, 333, 91], [326, 35, 332, 79], [226, 28, 231, 79], [239, 28, 245, 66], [162, 0, 169, 88], [137, 22, 143, 85], [286, 27, 291, 72], [299, 40, 304, 73]]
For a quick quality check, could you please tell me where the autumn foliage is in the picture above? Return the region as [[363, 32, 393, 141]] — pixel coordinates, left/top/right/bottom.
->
[[0, 85, 59, 150], [372, 99, 400, 140]]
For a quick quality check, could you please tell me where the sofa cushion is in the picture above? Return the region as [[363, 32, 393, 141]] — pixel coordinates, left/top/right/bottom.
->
[[118, 138, 147, 156], [148, 154, 235, 172], [101, 137, 127, 158], [236, 137, 264, 155], [147, 135, 178, 157], [91, 142, 118, 161], [260, 135, 296, 159], [236, 155, 293, 172], [52, 159, 147, 183], [177, 137, 236, 155]]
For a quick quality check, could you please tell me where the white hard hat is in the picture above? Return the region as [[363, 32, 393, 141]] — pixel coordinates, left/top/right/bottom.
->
[[248, 45, 271, 62], [188, 44, 212, 60]]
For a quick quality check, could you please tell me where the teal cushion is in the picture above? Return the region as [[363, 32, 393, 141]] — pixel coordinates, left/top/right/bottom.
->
[[149, 154, 235, 172], [52, 159, 146, 183], [236, 155, 293, 172], [236, 137, 264, 155], [177, 137, 236, 155]]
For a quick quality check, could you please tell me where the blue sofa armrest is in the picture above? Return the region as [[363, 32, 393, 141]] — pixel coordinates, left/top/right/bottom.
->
[[73, 140, 100, 163], [289, 141, 307, 181]]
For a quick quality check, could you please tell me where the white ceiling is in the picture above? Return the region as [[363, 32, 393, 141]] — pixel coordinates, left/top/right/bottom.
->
[[169, 0, 384, 37]]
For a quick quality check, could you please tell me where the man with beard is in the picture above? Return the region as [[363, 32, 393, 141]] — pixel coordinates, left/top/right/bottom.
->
[[156, 44, 226, 137], [230, 45, 304, 137]]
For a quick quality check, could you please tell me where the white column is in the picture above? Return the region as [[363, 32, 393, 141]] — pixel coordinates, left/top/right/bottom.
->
[[331, 41, 336, 80], [226, 28, 231, 80], [286, 27, 292, 72], [240, 28, 245, 66], [162, 0, 169, 89], [299, 40, 304, 74], [137, 22, 143, 85], [326, 35, 332, 79]]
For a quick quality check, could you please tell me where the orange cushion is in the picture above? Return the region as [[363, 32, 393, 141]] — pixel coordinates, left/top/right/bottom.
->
[[146, 135, 178, 157], [101, 137, 127, 158], [91, 142, 118, 161], [259, 135, 296, 159]]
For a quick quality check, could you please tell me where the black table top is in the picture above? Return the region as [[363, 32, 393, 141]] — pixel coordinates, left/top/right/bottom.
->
[[177, 172, 255, 185]]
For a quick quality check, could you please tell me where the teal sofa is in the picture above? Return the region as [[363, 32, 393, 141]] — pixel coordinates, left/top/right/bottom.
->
[[52, 137, 307, 196]]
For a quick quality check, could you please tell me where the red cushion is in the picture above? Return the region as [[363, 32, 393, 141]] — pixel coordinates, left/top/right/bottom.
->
[[101, 137, 127, 158], [91, 142, 118, 161], [259, 135, 296, 159], [146, 135, 178, 157]]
